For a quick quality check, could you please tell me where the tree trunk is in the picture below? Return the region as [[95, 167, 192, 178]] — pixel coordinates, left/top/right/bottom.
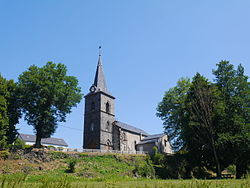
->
[[211, 138, 221, 178], [34, 134, 42, 148]]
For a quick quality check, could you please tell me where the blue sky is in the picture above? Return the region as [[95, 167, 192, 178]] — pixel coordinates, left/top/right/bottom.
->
[[0, 1, 250, 148]]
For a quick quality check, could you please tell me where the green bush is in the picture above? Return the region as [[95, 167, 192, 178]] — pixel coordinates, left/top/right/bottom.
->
[[12, 138, 25, 150], [133, 157, 155, 179], [0, 150, 10, 159], [151, 146, 164, 165], [226, 165, 236, 175], [66, 158, 77, 173]]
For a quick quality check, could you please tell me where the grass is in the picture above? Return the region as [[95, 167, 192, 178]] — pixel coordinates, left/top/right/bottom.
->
[[0, 175, 249, 188], [0, 151, 249, 187]]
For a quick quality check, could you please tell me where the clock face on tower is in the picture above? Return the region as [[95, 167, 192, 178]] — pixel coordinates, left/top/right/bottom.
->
[[89, 85, 96, 92]]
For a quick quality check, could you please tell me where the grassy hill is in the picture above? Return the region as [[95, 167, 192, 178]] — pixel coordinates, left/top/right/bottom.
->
[[0, 149, 249, 187], [0, 149, 154, 181]]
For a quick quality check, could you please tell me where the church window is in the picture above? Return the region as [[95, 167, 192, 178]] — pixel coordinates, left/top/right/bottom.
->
[[106, 121, 110, 131], [106, 139, 112, 150], [106, 102, 110, 113], [123, 132, 127, 141], [164, 139, 167, 147], [107, 139, 111, 146], [90, 123, 94, 132], [91, 102, 95, 111]]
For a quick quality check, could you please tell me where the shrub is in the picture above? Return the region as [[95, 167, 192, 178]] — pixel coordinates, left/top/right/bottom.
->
[[0, 150, 10, 159], [133, 156, 155, 179], [226, 165, 236, 175], [12, 138, 25, 150], [151, 146, 164, 165], [66, 158, 77, 173]]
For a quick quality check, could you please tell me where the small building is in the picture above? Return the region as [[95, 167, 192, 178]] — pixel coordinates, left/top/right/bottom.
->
[[113, 121, 148, 151], [19, 133, 68, 149], [136, 133, 172, 154]]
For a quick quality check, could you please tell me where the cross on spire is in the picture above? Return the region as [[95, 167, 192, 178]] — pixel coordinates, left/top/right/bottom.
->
[[99, 46, 102, 56]]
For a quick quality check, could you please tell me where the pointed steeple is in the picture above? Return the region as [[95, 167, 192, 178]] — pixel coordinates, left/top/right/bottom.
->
[[93, 52, 108, 93]]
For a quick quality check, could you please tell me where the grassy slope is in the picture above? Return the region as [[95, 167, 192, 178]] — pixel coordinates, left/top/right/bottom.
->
[[0, 151, 149, 181], [0, 151, 249, 187]]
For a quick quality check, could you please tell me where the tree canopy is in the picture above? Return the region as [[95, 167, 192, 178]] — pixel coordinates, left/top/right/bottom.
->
[[157, 61, 250, 178], [0, 75, 21, 149], [18, 62, 82, 148]]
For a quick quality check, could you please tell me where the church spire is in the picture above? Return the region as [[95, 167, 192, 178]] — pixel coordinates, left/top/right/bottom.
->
[[93, 47, 108, 93]]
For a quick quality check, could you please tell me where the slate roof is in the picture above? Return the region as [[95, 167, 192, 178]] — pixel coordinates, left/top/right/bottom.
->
[[142, 133, 165, 141], [136, 139, 158, 145], [94, 55, 108, 93], [115, 121, 149, 136], [19, 133, 68, 147]]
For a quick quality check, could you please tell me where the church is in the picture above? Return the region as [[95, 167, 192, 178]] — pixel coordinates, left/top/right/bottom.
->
[[83, 53, 172, 154]]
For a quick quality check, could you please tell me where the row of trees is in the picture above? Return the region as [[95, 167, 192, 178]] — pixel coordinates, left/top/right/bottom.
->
[[157, 61, 250, 179], [0, 62, 82, 149]]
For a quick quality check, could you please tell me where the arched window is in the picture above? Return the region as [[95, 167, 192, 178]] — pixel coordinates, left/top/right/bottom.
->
[[107, 139, 111, 146], [164, 139, 167, 147], [91, 102, 95, 111], [106, 121, 110, 131], [106, 102, 110, 113], [106, 139, 112, 150], [123, 132, 127, 141], [90, 122, 94, 132]]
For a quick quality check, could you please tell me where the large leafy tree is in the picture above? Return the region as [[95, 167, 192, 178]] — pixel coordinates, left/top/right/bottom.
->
[[156, 78, 191, 151], [0, 74, 9, 149], [213, 61, 250, 178], [18, 62, 82, 148], [5, 80, 22, 144], [184, 73, 224, 178], [157, 61, 250, 178], [0, 75, 22, 148]]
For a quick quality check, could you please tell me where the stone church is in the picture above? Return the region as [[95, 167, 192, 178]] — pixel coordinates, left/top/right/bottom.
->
[[83, 54, 172, 154]]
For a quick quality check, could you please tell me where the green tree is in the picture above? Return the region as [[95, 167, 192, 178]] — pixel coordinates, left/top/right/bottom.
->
[[0, 74, 8, 149], [185, 73, 224, 178], [18, 62, 82, 148], [213, 61, 250, 178], [156, 78, 191, 150], [5, 80, 22, 144], [157, 61, 250, 179]]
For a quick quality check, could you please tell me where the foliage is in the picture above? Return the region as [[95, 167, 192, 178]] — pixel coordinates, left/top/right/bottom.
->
[[5, 80, 22, 145], [18, 62, 82, 148], [12, 138, 26, 150], [184, 73, 224, 177], [0, 75, 8, 149], [66, 158, 77, 173], [0, 150, 10, 160], [133, 157, 155, 179], [157, 61, 250, 179], [226, 165, 236, 176], [0, 74, 21, 149], [156, 77, 191, 150], [151, 146, 164, 165], [213, 61, 250, 178]]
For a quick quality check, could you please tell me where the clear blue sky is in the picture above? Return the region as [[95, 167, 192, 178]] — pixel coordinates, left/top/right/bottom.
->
[[0, 1, 250, 148]]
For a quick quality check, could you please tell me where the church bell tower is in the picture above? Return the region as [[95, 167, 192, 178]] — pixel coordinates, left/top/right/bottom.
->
[[83, 51, 115, 150]]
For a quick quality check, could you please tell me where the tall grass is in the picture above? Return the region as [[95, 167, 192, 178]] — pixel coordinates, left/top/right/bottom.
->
[[0, 174, 250, 188]]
